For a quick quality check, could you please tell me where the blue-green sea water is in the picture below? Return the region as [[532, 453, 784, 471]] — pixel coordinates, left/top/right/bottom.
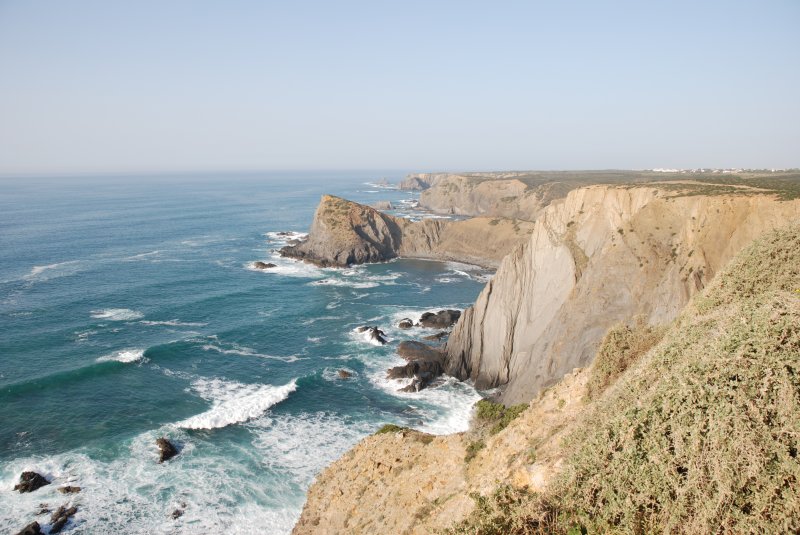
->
[[0, 172, 489, 534]]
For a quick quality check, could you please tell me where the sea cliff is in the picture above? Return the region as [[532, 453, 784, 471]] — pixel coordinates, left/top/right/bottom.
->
[[444, 183, 800, 403], [279, 194, 535, 269]]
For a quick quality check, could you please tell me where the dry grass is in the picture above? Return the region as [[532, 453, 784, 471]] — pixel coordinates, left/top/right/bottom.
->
[[446, 224, 800, 534]]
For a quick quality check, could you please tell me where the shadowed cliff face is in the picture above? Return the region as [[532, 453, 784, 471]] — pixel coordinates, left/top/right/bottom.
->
[[280, 194, 535, 268], [444, 184, 800, 404]]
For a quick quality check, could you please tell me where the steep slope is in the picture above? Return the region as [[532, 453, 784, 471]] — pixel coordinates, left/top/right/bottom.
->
[[293, 223, 800, 535], [280, 195, 535, 268], [445, 184, 800, 403]]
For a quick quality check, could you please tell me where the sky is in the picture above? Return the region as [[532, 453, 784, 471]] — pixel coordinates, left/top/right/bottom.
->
[[0, 0, 798, 175]]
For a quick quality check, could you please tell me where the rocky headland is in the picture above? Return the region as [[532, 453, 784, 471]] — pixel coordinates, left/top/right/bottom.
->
[[289, 170, 800, 534], [279, 194, 534, 268]]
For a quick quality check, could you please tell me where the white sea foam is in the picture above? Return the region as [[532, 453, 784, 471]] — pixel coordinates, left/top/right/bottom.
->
[[248, 253, 325, 279], [0, 427, 310, 534], [200, 340, 301, 363], [140, 319, 207, 327], [96, 349, 147, 364], [22, 260, 81, 282], [178, 378, 297, 430], [321, 367, 358, 382], [367, 361, 481, 435], [265, 231, 308, 243], [309, 278, 379, 289], [250, 411, 374, 486], [350, 326, 389, 347], [123, 250, 161, 261], [90, 308, 144, 321]]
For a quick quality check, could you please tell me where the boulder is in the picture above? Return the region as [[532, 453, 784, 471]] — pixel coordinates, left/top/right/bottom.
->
[[156, 437, 178, 463], [422, 331, 448, 342], [397, 318, 413, 329], [57, 486, 81, 494], [171, 509, 184, 519], [387, 359, 443, 380], [13, 522, 42, 535], [253, 261, 277, 269], [49, 506, 77, 534], [372, 201, 394, 210], [418, 310, 461, 328], [13, 472, 49, 493], [337, 369, 353, 379], [397, 341, 442, 361]]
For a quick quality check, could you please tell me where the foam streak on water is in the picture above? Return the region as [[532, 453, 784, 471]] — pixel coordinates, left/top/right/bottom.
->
[[178, 378, 298, 430]]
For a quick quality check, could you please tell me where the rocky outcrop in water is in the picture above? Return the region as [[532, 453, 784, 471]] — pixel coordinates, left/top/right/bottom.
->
[[49, 505, 78, 534], [156, 437, 178, 463], [14, 522, 43, 535], [253, 261, 276, 269], [280, 195, 534, 268], [418, 309, 461, 328], [388, 341, 445, 392], [13, 472, 49, 493], [444, 184, 800, 403]]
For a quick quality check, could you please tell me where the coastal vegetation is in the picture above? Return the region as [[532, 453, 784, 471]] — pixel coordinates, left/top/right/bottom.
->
[[445, 224, 800, 534]]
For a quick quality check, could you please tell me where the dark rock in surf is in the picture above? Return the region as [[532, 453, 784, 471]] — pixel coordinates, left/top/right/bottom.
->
[[13, 522, 43, 535], [357, 326, 387, 345], [13, 472, 50, 493], [422, 331, 448, 342], [338, 369, 353, 379], [57, 486, 81, 494], [49, 505, 78, 534], [398, 318, 414, 329], [418, 310, 461, 328], [156, 437, 178, 463], [397, 341, 442, 361], [253, 261, 277, 269], [171, 509, 184, 519]]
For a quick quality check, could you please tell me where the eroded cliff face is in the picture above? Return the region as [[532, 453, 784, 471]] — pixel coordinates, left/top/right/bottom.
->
[[398, 172, 454, 190], [445, 184, 800, 403], [280, 195, 535, 268], [419, 175, 577, 220]]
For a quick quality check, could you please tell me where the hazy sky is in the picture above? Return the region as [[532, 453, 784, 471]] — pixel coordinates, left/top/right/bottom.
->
[[1, 1, 798, 175]]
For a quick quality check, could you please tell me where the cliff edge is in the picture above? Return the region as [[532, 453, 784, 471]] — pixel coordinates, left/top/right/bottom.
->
[[444, 183, 800, 403]]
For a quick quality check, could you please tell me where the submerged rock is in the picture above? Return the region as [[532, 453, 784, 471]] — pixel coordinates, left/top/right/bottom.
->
[[337, 369, 353, 379], [13, 472, 50, 493], [253, 261, 277, 269], [156, 437, 178, 463], [13, 522, 43, 535], [418, 310, 461, 328], [397, 318, 413, 329], [57, 486, 81, 494]]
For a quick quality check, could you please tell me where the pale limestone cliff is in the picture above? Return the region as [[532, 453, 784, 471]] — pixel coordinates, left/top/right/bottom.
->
[[398, 172, 453, 190], [280, 195, 534, 268], [418, 174, 576, 220], [445, 184, 800, 403]]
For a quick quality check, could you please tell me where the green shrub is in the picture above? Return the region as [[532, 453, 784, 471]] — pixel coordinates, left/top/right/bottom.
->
[[465, 440, 485, 462], [374, 423, 406, 435], [475, 399, 528, 435], [585, 319, 666, 400]]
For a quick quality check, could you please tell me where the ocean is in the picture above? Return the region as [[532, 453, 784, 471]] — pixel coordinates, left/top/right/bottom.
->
[[0, 172, 488, 534]]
